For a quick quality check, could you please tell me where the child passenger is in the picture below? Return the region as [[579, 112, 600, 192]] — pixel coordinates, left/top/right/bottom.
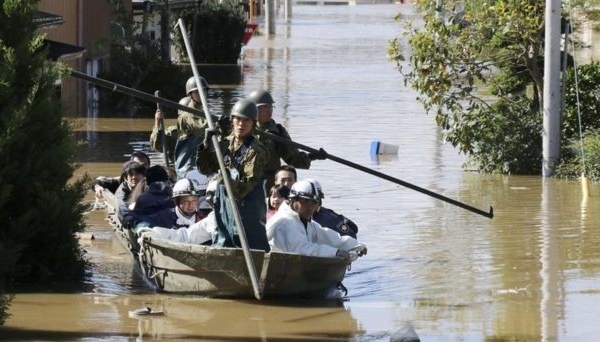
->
[[267, 184, 290, 221]]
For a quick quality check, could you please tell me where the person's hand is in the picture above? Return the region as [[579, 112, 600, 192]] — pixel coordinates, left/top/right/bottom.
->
[[347, 244, 367, 262], [94, 184, 105, 199], [216, 115, 230, 131], [353, 243, 367, 256], [308, 147, 328, 161], [154, 109, 163, 129], [203, 127, 220, 148]]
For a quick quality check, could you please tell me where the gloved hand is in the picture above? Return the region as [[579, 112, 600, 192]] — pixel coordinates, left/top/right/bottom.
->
[[216, 115, 230, 132], [203, 126, 220, 149], [308, 147, 328, 161], [354, 243, 367, 256], [348, 243, 367, 262]]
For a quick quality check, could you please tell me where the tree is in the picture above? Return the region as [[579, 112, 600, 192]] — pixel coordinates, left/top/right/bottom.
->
[[389, 0, 548, 173], [0, 0, 88, 324], [173, 0, 246, 64]]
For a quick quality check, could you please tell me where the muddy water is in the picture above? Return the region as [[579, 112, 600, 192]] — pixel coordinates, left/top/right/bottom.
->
[[3, 4, 600, 342]]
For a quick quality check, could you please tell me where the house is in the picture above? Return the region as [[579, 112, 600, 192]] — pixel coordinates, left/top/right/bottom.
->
[[37, 1, 132, 116]]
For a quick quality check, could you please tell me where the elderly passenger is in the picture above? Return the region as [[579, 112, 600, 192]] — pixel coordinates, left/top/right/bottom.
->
[[266, 179, 366, 261]]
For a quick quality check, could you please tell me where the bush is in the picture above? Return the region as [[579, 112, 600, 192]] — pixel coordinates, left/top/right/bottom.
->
[[0, 0, 88, 316], [556, 130, 600, 181], [174, 0, 246, 64]]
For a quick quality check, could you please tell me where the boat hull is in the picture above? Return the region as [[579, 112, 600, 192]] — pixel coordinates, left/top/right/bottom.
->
[[103, 190, 348, 299]]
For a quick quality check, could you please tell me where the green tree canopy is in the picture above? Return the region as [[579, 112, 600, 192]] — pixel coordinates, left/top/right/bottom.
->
[[0, 0, 88, 324], [390, 0, 548, 173]]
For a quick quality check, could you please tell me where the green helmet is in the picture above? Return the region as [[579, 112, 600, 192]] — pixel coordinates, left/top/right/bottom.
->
[[230, 98, 257, 120], [185, 76, 209, 95], [248, 89, 274, 106]]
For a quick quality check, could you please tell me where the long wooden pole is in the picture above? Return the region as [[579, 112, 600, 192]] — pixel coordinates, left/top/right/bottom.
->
[[175, 18, 263, 300], [154, 90, 170, 168], [261, 134, 494, 219], [69, 71, 493, 219]]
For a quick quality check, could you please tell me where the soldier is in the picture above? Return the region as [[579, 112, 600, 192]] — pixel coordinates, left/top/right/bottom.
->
[[196, 98, 270, 252], [248, 89, 327, 189], [150, 76, 210, 179]]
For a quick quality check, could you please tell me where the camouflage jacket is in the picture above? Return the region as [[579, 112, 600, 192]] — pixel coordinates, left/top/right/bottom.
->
[[254, 119, 311, 176], [196, 133, 269, 199]]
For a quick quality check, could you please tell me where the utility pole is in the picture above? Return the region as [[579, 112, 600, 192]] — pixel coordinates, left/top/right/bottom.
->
[[160, 0, 170, 61], [265, 0, 276, 35], [284, 0, 292, 22], [542, 0, 562, 176]]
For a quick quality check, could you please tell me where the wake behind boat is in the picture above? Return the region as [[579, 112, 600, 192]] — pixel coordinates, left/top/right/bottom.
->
[[103, 189, 349, 300]]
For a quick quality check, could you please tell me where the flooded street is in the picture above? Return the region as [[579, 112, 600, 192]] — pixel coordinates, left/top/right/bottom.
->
[[3, 3, 600, 342]]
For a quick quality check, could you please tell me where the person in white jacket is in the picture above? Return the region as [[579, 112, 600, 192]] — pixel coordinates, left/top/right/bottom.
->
[[266, 179, 367, 261]]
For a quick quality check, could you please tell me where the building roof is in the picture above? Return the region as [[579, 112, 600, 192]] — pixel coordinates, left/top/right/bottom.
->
[[132, 0, 199, 11], [43, 39, 86, 61], [33, 11, 64, 28]]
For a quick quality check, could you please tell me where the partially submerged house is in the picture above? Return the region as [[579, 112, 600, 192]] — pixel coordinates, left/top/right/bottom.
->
[[36, 1, 132, 116]]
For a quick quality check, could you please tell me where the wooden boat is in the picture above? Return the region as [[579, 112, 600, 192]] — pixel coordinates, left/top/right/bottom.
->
[[102, 189, 349, 299]]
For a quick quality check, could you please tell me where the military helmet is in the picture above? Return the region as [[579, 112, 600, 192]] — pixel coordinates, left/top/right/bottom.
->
[[185, 76, 209, 95], [248, 89, 274, 106], [179, 96, 191, 106], [230, 98, 258, 120], [289, 180, 321, 202]]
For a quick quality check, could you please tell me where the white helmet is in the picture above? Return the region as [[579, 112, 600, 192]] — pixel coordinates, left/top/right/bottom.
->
[[305, 178, 324, 199], [172, 178, 201, 198], [289, 180, 320, 202]]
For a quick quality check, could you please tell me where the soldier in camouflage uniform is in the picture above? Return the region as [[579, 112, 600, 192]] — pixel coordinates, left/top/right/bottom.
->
[[248, 89, 327, 189], [150, 76, 209, 179], [196, 98, 270, 251]]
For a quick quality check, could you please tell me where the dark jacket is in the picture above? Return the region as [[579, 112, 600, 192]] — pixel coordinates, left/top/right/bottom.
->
[[312, 206, 359, 239], [124, 181, 176, 229]]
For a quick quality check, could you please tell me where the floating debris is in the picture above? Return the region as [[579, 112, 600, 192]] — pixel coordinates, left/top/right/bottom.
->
[[128, 307, 164, 317]]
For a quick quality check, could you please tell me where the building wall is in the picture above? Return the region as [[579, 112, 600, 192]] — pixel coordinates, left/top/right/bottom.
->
[[38, 0, 132, 116]]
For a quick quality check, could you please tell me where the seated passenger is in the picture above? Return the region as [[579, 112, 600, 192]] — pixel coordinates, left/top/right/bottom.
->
[[137, 179, 218, 245], [266, 180, 366, 261], [273, 164, 297, 189], [114, 161, 146, 205], [93, 151, 151, 202], [267, 184, 290, 222], [306, 178, 359, 239], [124, 165, 176, 231], [172, 178, 202, 228]]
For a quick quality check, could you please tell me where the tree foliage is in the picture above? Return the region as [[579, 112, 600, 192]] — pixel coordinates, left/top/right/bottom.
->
[[557, 61, 600, 180], [0, 0, 88, 323], [172, 0, 246, 64], [389, 0, 547, 173], [98, 0, 188, 115]]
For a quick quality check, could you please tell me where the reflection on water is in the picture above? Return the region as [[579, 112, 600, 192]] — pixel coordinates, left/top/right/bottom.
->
[[3, 3, 600, 342]]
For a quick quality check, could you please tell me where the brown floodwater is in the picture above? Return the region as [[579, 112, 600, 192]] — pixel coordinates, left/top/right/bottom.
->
[[3, 4, 600, 342]]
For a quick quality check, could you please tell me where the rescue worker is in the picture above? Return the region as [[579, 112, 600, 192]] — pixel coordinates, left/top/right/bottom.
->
[[266, 180, 366, 261], [196, 98, 270, 251], [150, 76, 210, 179], [248, 89, 327, 189]]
